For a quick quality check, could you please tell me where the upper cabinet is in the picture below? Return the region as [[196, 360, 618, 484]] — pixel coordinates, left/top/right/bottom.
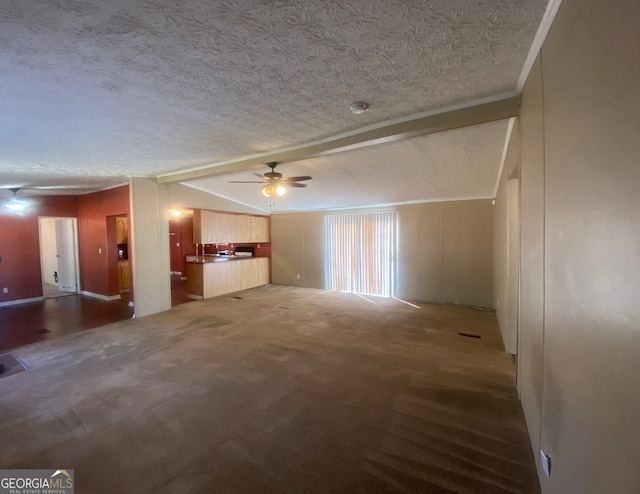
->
[[193, 209, 270, 244]]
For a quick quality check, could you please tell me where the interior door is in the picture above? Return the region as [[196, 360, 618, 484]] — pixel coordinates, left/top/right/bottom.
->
[[55, 219, 78, 293]]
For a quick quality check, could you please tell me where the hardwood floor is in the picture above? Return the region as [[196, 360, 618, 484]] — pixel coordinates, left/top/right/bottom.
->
[[0, 285, 539, 493], [0, 275, 193, 351]]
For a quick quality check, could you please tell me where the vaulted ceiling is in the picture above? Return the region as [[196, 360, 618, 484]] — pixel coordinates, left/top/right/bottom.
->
[[0, 0, 553, 211]]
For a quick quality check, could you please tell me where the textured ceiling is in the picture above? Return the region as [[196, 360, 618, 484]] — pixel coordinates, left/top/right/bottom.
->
[[0, 0, 547, 199], [187, 119, 510, 213]]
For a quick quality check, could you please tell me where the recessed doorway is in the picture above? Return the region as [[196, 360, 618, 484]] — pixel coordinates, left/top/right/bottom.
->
[[39, 217, 80, 299]]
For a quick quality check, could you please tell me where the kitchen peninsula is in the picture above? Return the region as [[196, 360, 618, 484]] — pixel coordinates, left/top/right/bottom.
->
[[186, 209, 271, 299]]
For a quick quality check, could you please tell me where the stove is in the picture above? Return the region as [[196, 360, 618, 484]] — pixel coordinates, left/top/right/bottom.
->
[[234, 246, 254, 257]]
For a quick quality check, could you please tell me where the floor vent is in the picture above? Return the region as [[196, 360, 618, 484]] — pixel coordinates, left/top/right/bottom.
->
[[458, 332, 481, 339], [36, 328, 51, 334], [0, 352, 28, 379]]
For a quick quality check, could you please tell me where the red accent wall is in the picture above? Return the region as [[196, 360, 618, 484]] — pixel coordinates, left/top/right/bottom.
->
[[0, 196, 78, 303], [168, 216, 195, 275], [169, 218, 183, 273], [77, 186, 130, 297]]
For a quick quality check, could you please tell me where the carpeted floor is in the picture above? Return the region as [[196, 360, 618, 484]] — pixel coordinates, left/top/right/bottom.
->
[[0, 285, 539, 493]]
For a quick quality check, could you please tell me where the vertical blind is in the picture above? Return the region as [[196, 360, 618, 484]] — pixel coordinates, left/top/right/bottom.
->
[[325, 210, 397, 297]]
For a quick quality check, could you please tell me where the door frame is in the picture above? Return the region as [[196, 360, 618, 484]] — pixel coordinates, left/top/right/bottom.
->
[[38, 217, 81, 297]]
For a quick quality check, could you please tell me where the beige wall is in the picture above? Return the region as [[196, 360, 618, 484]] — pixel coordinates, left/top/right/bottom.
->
[[500, 0, 640, 491], [272, 199, 494, 307], [271, 211, 325, 289], [168, 183, 267, 214], [494, 121, 520, 354], [518, 54, 546, 484], [439, 200, 494, 307], [129, 177, 172, 317]]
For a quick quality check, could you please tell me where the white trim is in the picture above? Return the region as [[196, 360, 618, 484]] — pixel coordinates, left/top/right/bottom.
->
[[270, 196, 495, 214], [187, 294, 203, 300], [0, 296, 45, 307], [81, 290, 121, 301], [170, 271, 182, 275], [493, 117, 517, 198], [516, 0, 563, 92]]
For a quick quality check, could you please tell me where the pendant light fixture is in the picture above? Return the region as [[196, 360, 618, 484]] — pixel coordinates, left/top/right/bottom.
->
[[5, 188, 27, 212]]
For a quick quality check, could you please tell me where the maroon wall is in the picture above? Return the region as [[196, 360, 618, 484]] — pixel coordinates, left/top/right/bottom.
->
[[169, 218, 183, 273], [0, 196, 78, 303], [77, 186, 130, 297], [169, 216, 195, 275]]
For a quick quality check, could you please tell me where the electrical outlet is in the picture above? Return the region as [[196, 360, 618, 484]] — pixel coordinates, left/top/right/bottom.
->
[[98, 248, 102, 254], [2, 288, 8, 294], [296, 274, 300, 279], [540, 450, 551, 477]]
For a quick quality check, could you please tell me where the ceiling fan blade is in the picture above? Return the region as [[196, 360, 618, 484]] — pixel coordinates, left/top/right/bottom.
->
[[228, 180, 268, 184], [282, 176, 312, 182], [253, 173, 267, 179], [287, 182, 307, 188]]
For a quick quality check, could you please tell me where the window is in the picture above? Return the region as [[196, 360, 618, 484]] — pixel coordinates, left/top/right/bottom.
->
[[325, 211, 397, 297]]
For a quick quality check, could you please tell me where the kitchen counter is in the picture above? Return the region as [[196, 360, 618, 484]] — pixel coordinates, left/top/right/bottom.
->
[[186, 256, 270, 299], [186, 255, 262, 263]]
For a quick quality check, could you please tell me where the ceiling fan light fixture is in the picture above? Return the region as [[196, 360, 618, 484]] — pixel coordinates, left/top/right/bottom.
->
[[275, 185, 286, 196], [262, 184, 275, 197], [5, 187, 27, 212], [350, 101, 370, 114], [6, 200, 26, 212]]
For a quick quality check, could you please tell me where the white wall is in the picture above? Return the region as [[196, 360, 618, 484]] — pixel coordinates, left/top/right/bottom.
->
[[499, 0, 640, 491]]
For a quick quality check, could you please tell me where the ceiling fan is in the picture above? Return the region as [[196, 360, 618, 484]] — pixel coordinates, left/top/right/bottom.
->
[[229, 162, 312, 197]]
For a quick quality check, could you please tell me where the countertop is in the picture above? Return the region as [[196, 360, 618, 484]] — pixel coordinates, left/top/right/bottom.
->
[[186, 255, 268, 264]]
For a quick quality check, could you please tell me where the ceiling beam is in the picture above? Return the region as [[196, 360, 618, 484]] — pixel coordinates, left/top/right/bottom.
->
[[157, 95, 520, 184]]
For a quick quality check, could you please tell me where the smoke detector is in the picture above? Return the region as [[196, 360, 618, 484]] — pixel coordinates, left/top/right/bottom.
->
[[349, 102, 370, 114]]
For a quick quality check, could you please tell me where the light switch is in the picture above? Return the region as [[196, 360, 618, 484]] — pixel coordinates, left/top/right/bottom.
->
[[99, 248, 102, 254]]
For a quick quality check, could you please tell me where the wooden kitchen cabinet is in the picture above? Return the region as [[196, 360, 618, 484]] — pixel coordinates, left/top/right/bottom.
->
[[193, 209, 219, 243], [193, 209, 269, 244], [187, 257, 270, 299], [118, 261, 130, 291]]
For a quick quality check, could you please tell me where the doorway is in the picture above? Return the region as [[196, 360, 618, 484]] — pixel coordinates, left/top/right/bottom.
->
[[39, 217, 80, 299]]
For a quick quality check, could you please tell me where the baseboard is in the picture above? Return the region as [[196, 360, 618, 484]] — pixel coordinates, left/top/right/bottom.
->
[[119, 288, 130, 293], [0, 296, 45, 307], [81, 290, 121, 301], [170, 271, 182, 275], [187, 294, 203, 300]]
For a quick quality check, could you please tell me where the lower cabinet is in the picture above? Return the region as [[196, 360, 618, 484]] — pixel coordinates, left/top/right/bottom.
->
[[187, 257, 270, 299], [118, 261, 130, 291]]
